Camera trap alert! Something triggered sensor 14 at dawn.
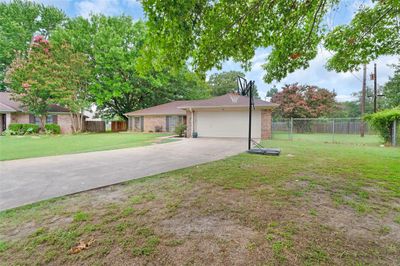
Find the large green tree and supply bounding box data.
[383,62,400,108]
[208,71,259,97]
[51,43,92,132]
[52,15,209,120]
[0,0,65,90]
[142,0,399,82]
[325,2,399,72]
[266,86,278,97]
[208,71,241,96]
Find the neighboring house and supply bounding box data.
[0,92,83,134]
[125,93,278,139]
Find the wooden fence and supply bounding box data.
[111,121,127,132]
[85,121,105,132]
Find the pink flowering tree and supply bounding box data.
[272,84,336,118]
[271,84,337,131]
[5,35,58,130]
[6,35,91,132]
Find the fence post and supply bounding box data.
[332,119,335,143]
[290,118,293,140]
[393,120,397,147]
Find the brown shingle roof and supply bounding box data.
[0,92,70,113]
[125,100,192,116]
[0,102,16,112]
[125,94,278,116]
[0,92,20,111]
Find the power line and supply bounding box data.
[323,46,363,82]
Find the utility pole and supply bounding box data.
[360,64,366,137]
[369,63,384,112]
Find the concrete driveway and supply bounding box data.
[0,138,246,211]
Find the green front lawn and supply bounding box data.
[0,132,171,161]
[0,138,399,264]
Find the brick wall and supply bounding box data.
[57,114,73,134]
[143,115,166,132]
[10,113,30,124]
[261,109,272,139]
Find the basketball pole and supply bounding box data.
[237,76,254,151]
[248,81,252,150]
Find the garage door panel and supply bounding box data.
[195,111,261,138]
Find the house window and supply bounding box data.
[34,116,40,125]
[46,115,54,124]
[34,115,54,125]
[166,115,184,132]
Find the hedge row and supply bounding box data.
[45,124,61,134]
[364,108,400,144]
[8,123,40,134]
[7,123,61,135]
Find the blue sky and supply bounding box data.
[14,0,399,101]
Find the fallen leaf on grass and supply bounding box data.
[69,238,95,254]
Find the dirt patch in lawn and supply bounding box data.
[160,214,257,265]
[303,188,400,238]
[161,213,256,241]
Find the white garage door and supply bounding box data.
[195,110,261,138]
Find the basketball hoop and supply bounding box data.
[229,91,240,103]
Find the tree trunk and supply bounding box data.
[77,113,82,133]
[70,112,77,133]
[40,115,46,132]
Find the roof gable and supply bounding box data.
[0,102,16,112]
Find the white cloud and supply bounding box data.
[210,46,397,101]
[251,49,269,72]
[336,95,357,102]
[266,49,397,100]
[75,0,122,18]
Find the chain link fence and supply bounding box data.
[271,117,386,145]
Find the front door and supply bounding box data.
[1,114,6,132]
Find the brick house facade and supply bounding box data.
[0,92,84,134]
[126,94,278,139]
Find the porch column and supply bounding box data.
[6,113,11,129]
[128,117,132,131]
[185,110,192,138]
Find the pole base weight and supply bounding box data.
[247,148,281,156]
